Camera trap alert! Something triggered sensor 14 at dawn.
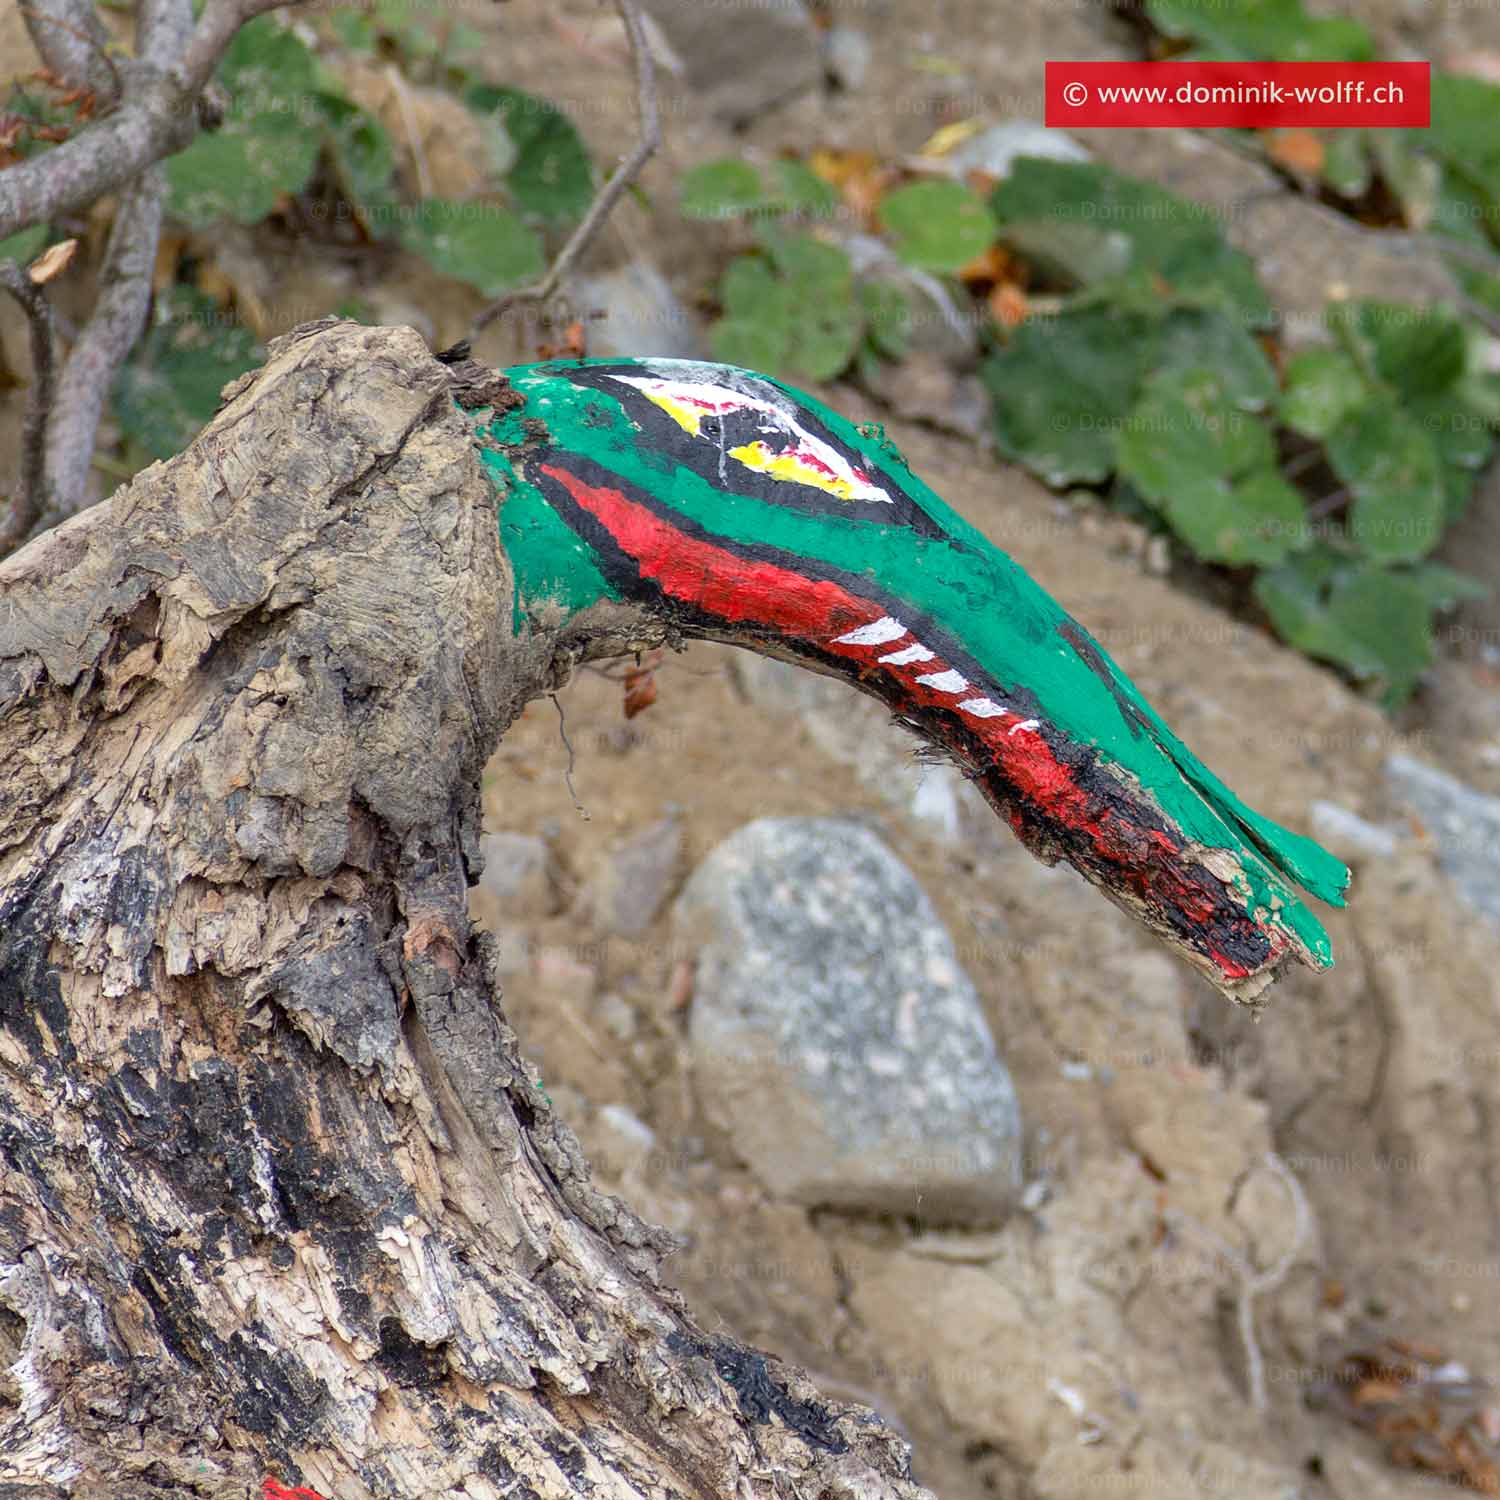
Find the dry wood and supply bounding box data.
[0,319,927,1500]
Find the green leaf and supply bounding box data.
[1118,366,1275,503]
[768,159,838,219]
[111,286,263,461]
[1325,396,1446,561]
[759,224,853,293]
[1254,552,1433,705]
[991,158,1273,327]
[859,280,910,361]
[1327,299,1467,398]
[710,318,791,375]
[398,199,545,295]
[1322,131,1373,199]
[711,236,862,384]
[1146,0,1374,60]
[679,160,765,220]
[1431,72,1500,212]
[1371,132,1442,232]
[165,17,323,227]
[981,304,1160,486]
[1324,565,1433,705]
[1397,560,1488,611]
[1153,306,1279,410]
[464,85,593,224]
[1279,346,1371,439]
[0,225,49,266]
[879,180,996,273]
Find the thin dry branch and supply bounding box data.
[1164,1151,1313,1412]
[43,167,164,520]
[19,0,120,102]
[0,258,57,552]
[0,260,58,552]
[471,0,661,336]
[0,0,296,244]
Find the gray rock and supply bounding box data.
[929,121,1091,180]
[478,832,553,918]
[676,817,1023,1222]
[843,234,981,366]
[1386,754,1500,925]
[822,25,872,91]
[635,0,821,126]
[1308,799,1401,864]
[567,262,707,360]
[590,815,683,935]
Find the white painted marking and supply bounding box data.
[880,643,936,665]
[915,669,969,693]
[1010,719,1041,735]
[957,697,1007,717]
[835,616,907,646]
[608,373,894,503]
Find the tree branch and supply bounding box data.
[42,165,164,521]
[0,0,296,244]
[19,0,119,103]
[137,0,195,72]
[471,0,661,336]
[0,260,58,553]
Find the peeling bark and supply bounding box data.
[0,321,927,1500]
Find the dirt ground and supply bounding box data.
[6,0,1500,1494]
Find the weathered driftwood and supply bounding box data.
[0,321,926,1500]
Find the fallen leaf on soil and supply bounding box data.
[1311,1335,1500,1493]
[1265,129,1326,177]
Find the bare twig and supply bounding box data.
[550,693,589,820]
[1164,1151,1313,1412]
[471,0,661,337]
[0,261,58,554]
[41,166,165,523]
[19,0,120,103]
[387,61,433,201]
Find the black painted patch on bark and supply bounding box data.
[667,1333,847,1453]
[0,867,77,1068]
[377,1315,448,1387]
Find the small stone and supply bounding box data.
[676,817,1023,1222]
[478,832,553,919]
[633,0,821,126]
[823,25,872,90]
[925,121,1092,180]
[1386,754,1500,926]
[591,816,682,935]
[843,234,980,366]
[1308,799,1401,863]
[593,1103,657,1177]
[566,263,706,360]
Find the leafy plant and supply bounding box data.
[681,156,1000,383]
[162,15,590,303]
[709,226,867,384]
[980,156,1492,706]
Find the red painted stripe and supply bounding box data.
[540,462,1264,978]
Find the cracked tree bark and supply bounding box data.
[0,320,927,1500]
